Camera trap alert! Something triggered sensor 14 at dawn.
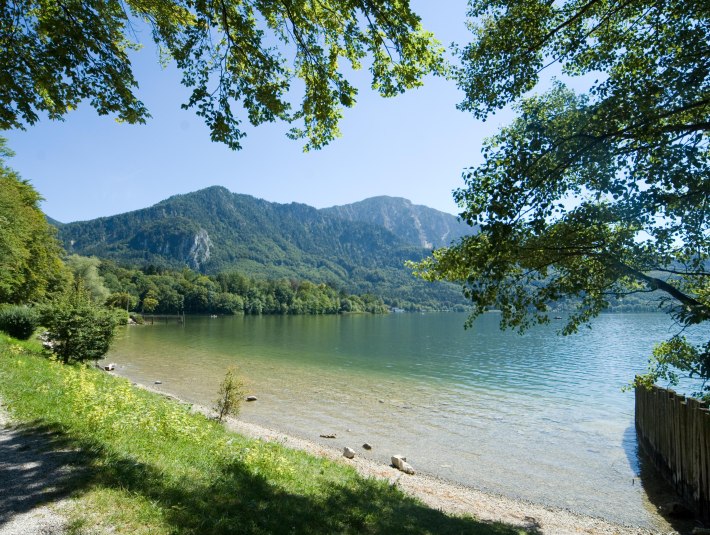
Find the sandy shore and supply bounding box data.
[134,382,672,535]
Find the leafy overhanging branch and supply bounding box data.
[0,0,447,150]
[415,0,709,396]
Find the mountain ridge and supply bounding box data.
[54,186,473,308]
[322,195,470,249]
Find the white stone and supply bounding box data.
[391,455,415,474]
[343,447,356,459]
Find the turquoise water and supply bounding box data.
[107,312,709,529]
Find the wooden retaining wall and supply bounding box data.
[635,385,710,522]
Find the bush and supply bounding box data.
[114,311,130,326]
[129,313,144,325]
[214,366,245,422]
[39,284,123,364]
[0,305,38,340]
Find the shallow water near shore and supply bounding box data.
[107,312,708,529]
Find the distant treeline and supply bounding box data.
[92,259,663,318]
[99,261,389,315]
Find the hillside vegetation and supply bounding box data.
[56,187,471,310]
[100,261,390,315]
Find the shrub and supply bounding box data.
[129,313,144,325]
[214,366,244,422]
[0,305,38,340]
[39,284,123,364]
[114,311,130,326]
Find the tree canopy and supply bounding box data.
[40,282,123,364]
[0,0,446,150]
[0,138,67,304]
[413,0,709,393]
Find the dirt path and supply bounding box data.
[0,407,81,535]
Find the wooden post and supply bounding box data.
[636,385,710,523]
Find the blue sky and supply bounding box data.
[5,1,516,223]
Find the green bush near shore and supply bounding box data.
[0,305,38,340]
[0,333,523,535]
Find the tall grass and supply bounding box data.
[0,333,523,534]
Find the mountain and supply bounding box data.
[55,186,470,309]
[46,215,64,227]
[322,196,471,249]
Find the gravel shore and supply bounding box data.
[152,382,676,535]
[218,414,665,535]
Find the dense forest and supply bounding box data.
[97,259,391,316]
[94,257,661,318]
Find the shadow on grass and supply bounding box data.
[156,456,520,535]
[1,420,526,535]
[0,421,89,526]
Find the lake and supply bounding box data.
[107,312,709,529]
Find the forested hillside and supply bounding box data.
[56,187,469,310]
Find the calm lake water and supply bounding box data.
[107,312,709,529]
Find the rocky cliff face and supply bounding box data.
[321,196,474,249]
[188,228,212,270]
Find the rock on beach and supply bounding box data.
[391,455,415,474]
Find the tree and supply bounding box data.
[214,365,244,422]
[141,292,159,315]
[64,255,111,304]
[0,138,67,304]
[413,1,709,394]
[40,283,123,364]
[1,0,445,151]
[106,291,137,311]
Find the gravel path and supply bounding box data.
[0,407,79,535]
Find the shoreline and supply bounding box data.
[134,380,664,535]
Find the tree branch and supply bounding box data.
[530,0,603,53]
[611,259,707,311]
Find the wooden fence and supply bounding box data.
[635,385,710,522]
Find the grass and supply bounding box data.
[0,333,526,534]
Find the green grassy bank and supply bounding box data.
[0,333,523,535]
